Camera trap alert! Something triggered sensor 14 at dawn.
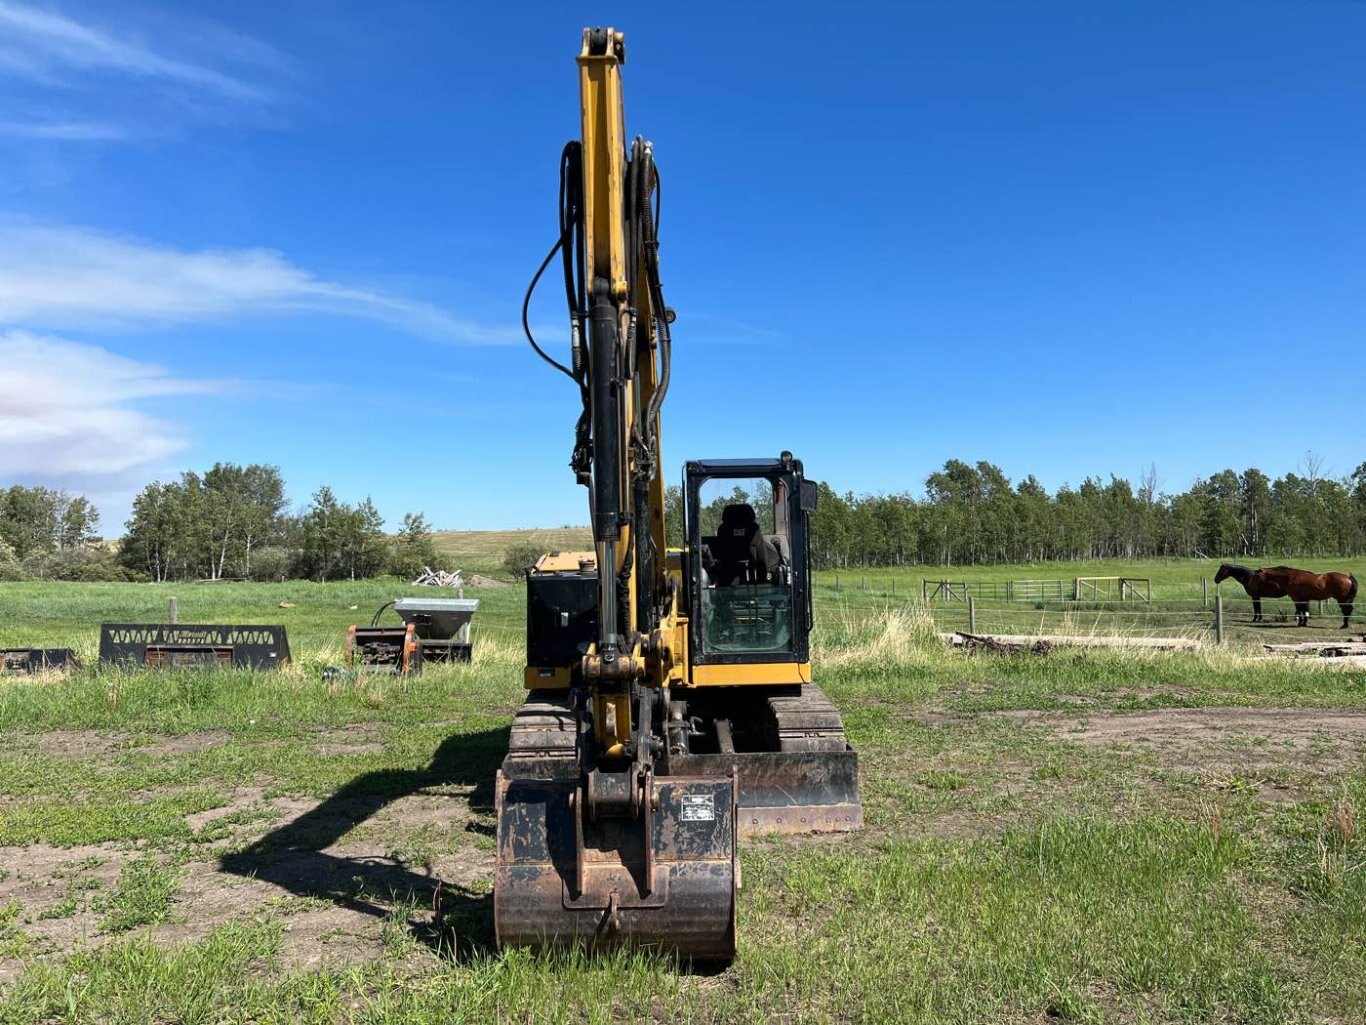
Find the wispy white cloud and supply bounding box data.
[0,330,221,478]
[0,1,269,102]
[683,312,786,348]
[0,222,520,345]
[0,118,126,140]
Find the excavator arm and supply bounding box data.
[494,28,860,961]
[570,27,678,759]
[495,27,736,959]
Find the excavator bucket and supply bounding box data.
[494,767,737,960]
[492,687,860,957]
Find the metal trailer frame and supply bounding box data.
[345,598,482,675]
[1,648,78,675]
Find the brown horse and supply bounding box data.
[1214,564,1358,628]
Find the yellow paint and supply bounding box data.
[689,662,812,687]
[594,691,633,753]
[577,28,628,301]
[524,666,572,690]
[532,551,595,574]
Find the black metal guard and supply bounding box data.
[98,624,290,670]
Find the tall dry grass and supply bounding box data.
[813,601,946,672]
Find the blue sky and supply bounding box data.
[1,1,1363,532]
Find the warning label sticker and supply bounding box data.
[680,794,715,822]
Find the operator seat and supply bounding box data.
[710,503,781,586]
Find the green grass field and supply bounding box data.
[816,556,1366,647]
[1,553,1364,1023]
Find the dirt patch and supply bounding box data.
[915,809,1002,840]
[16,730,119,758]
[276,906,387,971]
[464,574,508,588]
[0,841,125,974]
[0,781,495,981]
[0,843,122,905]
[136,731,231,757]
[912,687,1200,725]
[18,729,230,759]
[310,723,386,757]
[906,710,962,727]
[996,706,1366,771]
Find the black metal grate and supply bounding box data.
[98,624,290,670]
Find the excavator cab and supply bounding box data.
[689,457,815,661]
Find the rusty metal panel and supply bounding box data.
[145,645,233,669]
[347,626,418,674]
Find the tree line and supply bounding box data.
[7,456,1365,582]
[0,486,105,580]
[120,464,443,582]
[0,464,445,582]
[804,458,1366,568]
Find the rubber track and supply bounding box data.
[506,685,851,760]
[767,685,852,752]
[505,691,578,760]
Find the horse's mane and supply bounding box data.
[1219,563,1254,582]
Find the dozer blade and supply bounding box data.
[494,770,737,960]
[675,748,862,835]
[669,685,863,834]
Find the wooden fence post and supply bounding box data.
[1201,577,1208,608]
[169,597,178,625]
[1214,594,1224,646]
[968,596,977,634]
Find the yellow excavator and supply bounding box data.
[495,27,862,959]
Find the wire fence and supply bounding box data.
[464,585,1360,653]
[814,588,1362,644]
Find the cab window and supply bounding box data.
[696,476,794,655]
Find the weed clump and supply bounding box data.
[98,856,181,933]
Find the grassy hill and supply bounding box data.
[430,527,591,575]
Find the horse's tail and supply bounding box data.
[1349,574,1359,605]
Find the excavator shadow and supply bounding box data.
[219,725,509,962]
